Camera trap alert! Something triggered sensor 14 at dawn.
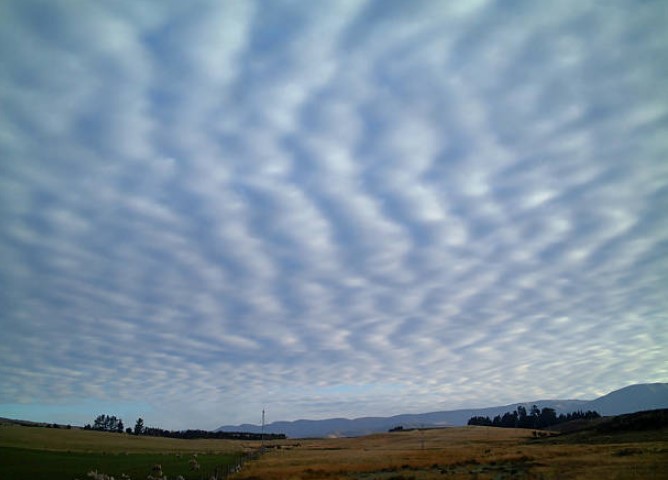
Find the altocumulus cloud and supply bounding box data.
[1,0,667,429]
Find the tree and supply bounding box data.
[93,414,106,431]
[500,411,516,428]
[517,405,531,428]
[89,414,124,432]
[467,416,492,426]
[134,418,144,435]
[468,407,600,430]
[539,408,557,428]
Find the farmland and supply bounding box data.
[0,424,247,480]
[236,426,668,480]
[1,415,667,480]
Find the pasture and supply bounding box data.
[1,422,666,479]
[0,424,246,480]
[235,426,668,480]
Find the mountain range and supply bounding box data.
[217,383,668,438]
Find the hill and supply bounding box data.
[542,408,668,445]
[217,383,668,438]
[587,383,668,415]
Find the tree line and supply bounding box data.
[138,425,286,440]
[83,414,125,433]
[84,415,285,440]
[467,405,600,429]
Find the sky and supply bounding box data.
[1,0,667,431]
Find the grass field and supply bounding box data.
[0,447,239,480]
[234,426,668,480]
[0,424,248,480]
[0,424,250,453]
[1,421,666,479]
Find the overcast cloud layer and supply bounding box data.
[1,0,667,430]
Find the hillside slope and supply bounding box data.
[217,383,668,438]
[588,383,668,415]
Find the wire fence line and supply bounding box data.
[215,447,265,479]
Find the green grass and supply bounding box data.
[0,424,251,480]
[0,446,239,480]
[0,425,248,453]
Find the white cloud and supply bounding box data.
[0,0,666,429]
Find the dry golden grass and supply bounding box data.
[233,427,668,480]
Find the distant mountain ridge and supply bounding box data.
[216,383,668,438]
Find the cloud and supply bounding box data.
[1,0,667,428]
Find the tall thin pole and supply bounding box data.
[261,409,265,449]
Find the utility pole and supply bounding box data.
[261,409,265,450]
